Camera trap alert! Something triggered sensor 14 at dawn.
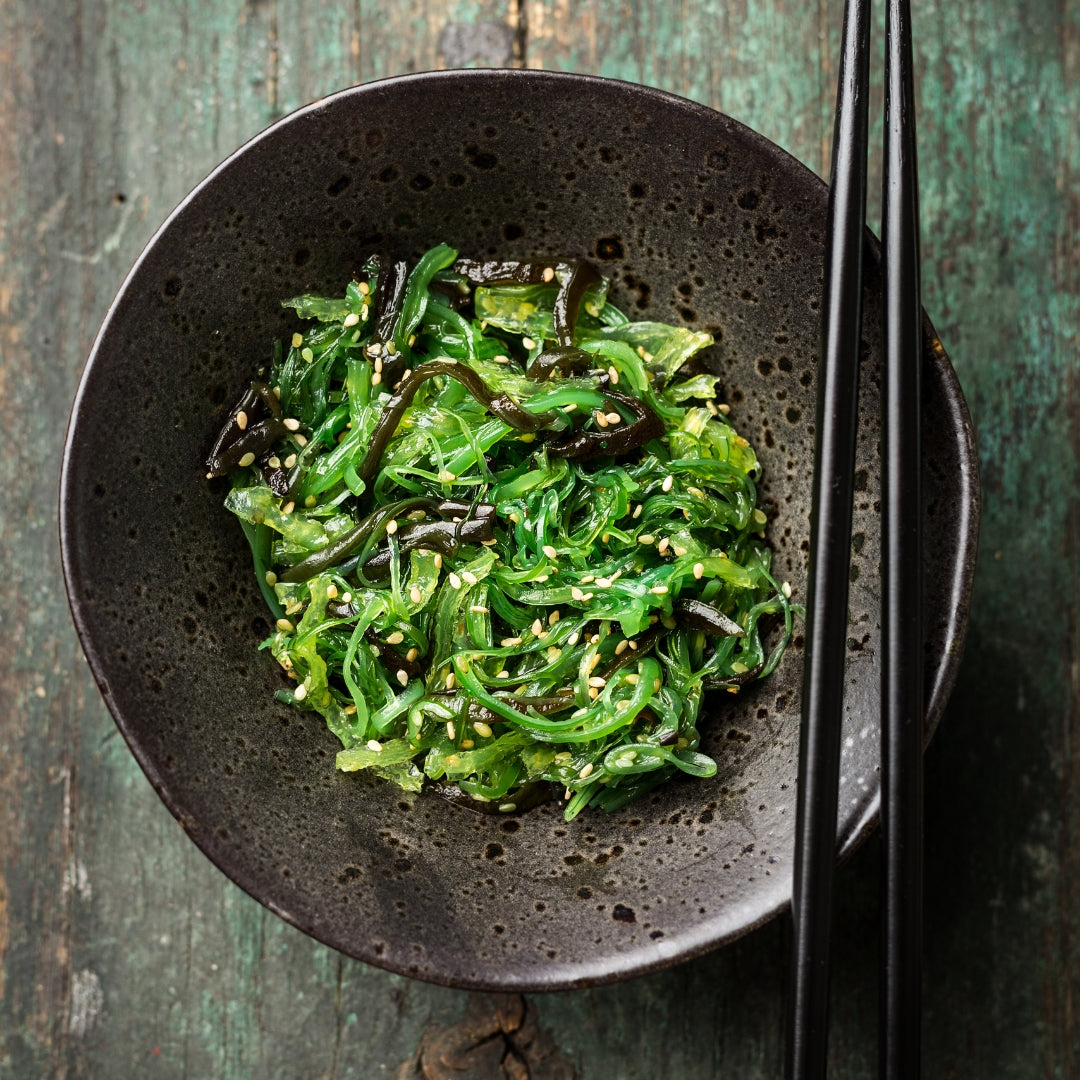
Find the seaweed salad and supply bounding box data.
[207,244,795,821]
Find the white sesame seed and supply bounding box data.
[410,586,423,604]
[673,544,688,557]
[608,365,620,384]
[589,652,602,670]
[462,570,478,586]
[567,631,580,646]
[628,640,638,650]
[693,562,705,579]
[406,647,419,662]
[386,631,405,645]
[632,503,643,519]
[542,544,558,559]
[326,583,338,598]
[615,639,629,656]
[605,411,621,425]
[396,669,409,687]
[662,474,674,492]
[588,677,606,688]
[548,610,560,625]
[449,572,462,590]
[522,337,536,350]
[358,281,370,295]
[237,452,256,467]
[235,410,249,431]
[624,673,640,685]
[291,333,303,348]
[657,537,670,555]
[782,580,793,598]
[496,669,510,679]
[446,720,456,738]
[469,604,489,614]
[283,454,297,468]
[571,587,587,601]
[638,534,655,545]
[438,470,456,483]
[498,803,517,813]
[578,763,594,779]
[365,740,383,753]
[595,410,609,428]
[706,400,720,416]
[562,402,577,413]
[531,618,544,636]
[341,592,353,604]
[281,500,295,515]
[718,402,732,415]
[276,617,294,633]
[343,311,360,328]
[385,518,398,535]
[293,683,308,701]
[542,266,555,282]
[283,417,301,432]
[500,637,523,648]
[371,371,383,386]
[473,721,493,738]
[294,433,308,447]
[267,456,281,468]
[494,353,510,364]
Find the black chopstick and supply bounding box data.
[784,0,871,1077]
[881,0,923,1075]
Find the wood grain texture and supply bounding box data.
[0,0,1078,1076]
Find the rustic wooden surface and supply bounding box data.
[1,1,1077,1076]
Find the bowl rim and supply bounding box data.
[59,67,980,991]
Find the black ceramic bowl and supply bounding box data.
[60,70,978,990]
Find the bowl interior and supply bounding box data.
[61,70,977,990]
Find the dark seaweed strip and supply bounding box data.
[453,258,557,285]
[280,496,438,582]
[552,260,601,346]
[374,258,408,343]
[207,417,289,476]
[673,599,745,636]
[526,345,598,382]
[360,517,497,580]
[357,361,550,487]
[546,388,664,460]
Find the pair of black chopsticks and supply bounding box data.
[785,0,923,1077]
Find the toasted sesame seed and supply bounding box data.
[410,586,423,604]
[283,417,301,432]
[616,699,630,711]
[283,453,297,468]
[782,580,793,598]
[615,639,629,656]
[638,533,655,545]
[496,669,510,679]
[693,562,705,579]
[578,763,594,779]
[446,720,456,738]
[237,452,256,467]
[657,537,670,555]
[294,433,308,447]
[628,640,638,650]
[494,353,511,364]
[293,683,308,701]
[386,631,405,645]
[673,544,688,557]
[406,647,419,662]
[461,739,475,749]
[360,307,369,321]
[373,356,383,374]
[501,636,523,648]
[624,673,640,685]
[605,411,621,425]
[343,311,360,328]
[654,677,662,691]
[281,500,295,515]
[589,652,602,670]
[437,470,456,483]
[595,410,609,428]
[542,266,555,282]
[548,610,561,625]
[267,456,281,468]
[588,676,606,688]
[522,336,536,350]
[343,704,357,715]
[396,669,409,687]
[601,531,611,543]
[367,739,383,752]
[588,687,599,699]
[567,631,580,646]
[473,721,493,738]
[562,402,577,413]
[385,518,398,536]
[462,570,478,586]
[706,400,720,416]
[235,410,250,432]
[542,544,558,560]
[608,365,620,384]
[632,503,643,519]
[291,332,304,348]
[531,618,543,636]
[662,474,674,492]
[448,572,462,590]
[341,592,353,604]
[433,553,443,569]
[371,371,382,386]
[326,583,338,598]
[358,281,370,295]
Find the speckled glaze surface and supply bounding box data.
[60,70,978,991]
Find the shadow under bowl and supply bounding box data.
[60,70,978,991]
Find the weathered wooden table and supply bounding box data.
[2,2,1076,1076]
